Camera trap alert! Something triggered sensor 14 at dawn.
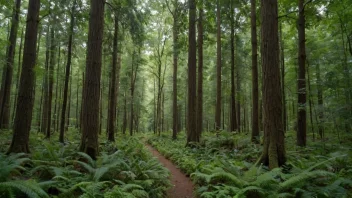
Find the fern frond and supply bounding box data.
[77,152,96,168]
[280,170,335,191]
[209,171,247,188]
[121,184,144,192]
[0,180,49,198]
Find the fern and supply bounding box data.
[0,180,49,198]
[279,170,335,191]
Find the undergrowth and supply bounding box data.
[0,129,170,198]
[147,131,352,198]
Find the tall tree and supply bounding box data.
[0,0,22,129]
[257,0,286,169]
[251,0,259,142]
[197,0,203,138]
[316,63,324,139]
[166,0,181,140]
[297,0,307,146]
[186,0,198,144]
[40,24,51,133]
[12,28,24,124]
[8,0,40,153]
[215,0,222,131]
[107,14,119,142]
[60,0,76,143]
[79,0,105,159]
[45,12,57,139]
[229,0,237,132]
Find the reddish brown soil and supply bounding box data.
[145,144,195,198]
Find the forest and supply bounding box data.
[0,0,352,197]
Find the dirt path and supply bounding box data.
[145,144,195,198]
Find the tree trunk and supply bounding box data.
[280,24,287,132]
[257,0,286,169]
[8,0,40,154]
[197,2,203,139]
[41,25,51,133]
[0,0,22,129]
[79,0,105,160]
[46,19,56,139]
[215,0,222,131]
[306,63,315,140]
[107,15,118,142]
[123,91,127,135]
[316,63,324,139]
[230,0,237,132]
[172,2,179,140]
[186,0,198,144]
[60,0,76,143]
[251,0,259,142]
[297,0,307,146]
[12,27,24,125]
[53,45,60,132]
[76,70,80,129]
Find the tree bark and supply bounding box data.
[297,0,307,146]
[230,0,237,132]
[12,27,24,125]
[45,18,56,139]
[251,0,259,142]
[172,0,179,140]
[107,15,118,142]
[60,0,76,143]
[41,25,51,133]
[280,24,287,132]
[197,2,203,139]
[8,0,40,154]
[79,0,105,160]
[0,0,22,129]
[186,0,198,144]
[215,0,222,131]
[257,0,286,169]
[316,63,324,139]
[53,45,60,132]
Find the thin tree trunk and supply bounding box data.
[297,0,307,146]
[123,91,127,135]
[46,19,56,139]
[107,14,118,142]
[251,0,259,142]
[306,63,315,140]
[53,45,60,132]
[12,27,24,125]
[8,0,40,154]
[0,0,22,129]
[186,0,198,144]
[197,2,203,138]
[230,0,237,132]
[316,63,324,139]
[215,0,222,131]
[280,24,287,132]
[60,0,76,143]
[41,25,51,133]
[172,0,179,140]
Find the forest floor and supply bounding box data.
[145,144,195,198]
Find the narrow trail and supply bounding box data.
[145,144,195,198]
